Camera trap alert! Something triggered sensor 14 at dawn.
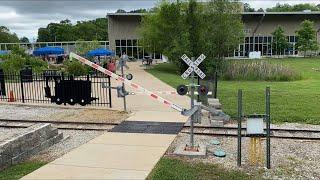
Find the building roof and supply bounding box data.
[107,11,320,17]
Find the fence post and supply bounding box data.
[266,87,271,169]
[19,71,25,103]
[108,76,112,108]
[237,89,243,167]
[214,71,218,99]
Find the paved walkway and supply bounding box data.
[23,61,190,179]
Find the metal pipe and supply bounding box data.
[121,62,127,112]
[237,89,243,167]
[266,87,271,169]
[190,57,195,148]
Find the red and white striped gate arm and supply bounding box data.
[69,52,185,112]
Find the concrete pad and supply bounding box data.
[89,132,176,147]
[173,143,207,157]
[22,164,148,180]
[127,111,187,123]
[51,143,167,171]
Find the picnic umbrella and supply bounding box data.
[86,48,114,57]
[33,46,64,56]
[0,50,9,55]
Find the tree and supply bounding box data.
[19,37,30,43]
[271,26,289,56]
[266,3,320,12]
[37,28,50,42]
[295,20,319,57]
[257,8,264,12]
[129,9,148,13]
[0,26,19,43]
[243,3,255,12]
[37,18,108,42]
[139,0,244,75]
[204,0,244,73]
[116,9,126,13]
[75,40,101,56]
[139,1,189,70]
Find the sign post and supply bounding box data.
[180,54,206,149]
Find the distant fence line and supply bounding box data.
[0,41,110,55]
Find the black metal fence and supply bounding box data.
[0,70,112,107]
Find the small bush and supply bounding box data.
[221,60,302,81]
[63,60,89,76]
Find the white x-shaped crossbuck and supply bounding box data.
[181,54,206,80]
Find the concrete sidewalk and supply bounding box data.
[23,62,190,179]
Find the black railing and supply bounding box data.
[0,70,112,107]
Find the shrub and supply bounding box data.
[63,60,89,76]
[0,53,47,73]
[221,60,302,81]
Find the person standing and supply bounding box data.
[118,52,129,70]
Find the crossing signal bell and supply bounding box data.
[177,85,188,96]
[126,73,133,80]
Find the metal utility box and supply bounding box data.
[246,115,265,135]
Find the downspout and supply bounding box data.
[252,13,266,52]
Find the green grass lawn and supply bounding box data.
[0,161,46,180]
[147,58,320,124]
[148,157,256,180]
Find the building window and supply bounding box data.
[114,39,162,60]
[234,35,298,57]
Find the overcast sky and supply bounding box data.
[0,0,319,41]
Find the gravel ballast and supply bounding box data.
[0,104,128,123]
[169,133,320,179]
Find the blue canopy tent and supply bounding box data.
[0,50,9,55]
[33,46,64,56]
[86,48,114,57]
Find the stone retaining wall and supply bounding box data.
[0,123,63,169]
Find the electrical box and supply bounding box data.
[246,117,264,135]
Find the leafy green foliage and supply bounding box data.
[0,161,46,180]
[139,1,190,71]
[204,0,244,73]
[266,3,320,12]
[243,3,255,12]
[139,0,244,76]
[272,26,289,56]
[148,157,255,180]
[37,18,108,42]
[19,37,29,43]
[221,60,301,81]
[0,26,19,44]
[295,20,319,56]
[0,47,47,73]
[75,40,101,56]
[63,60,90,76]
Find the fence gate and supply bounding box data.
[0,70,112,107]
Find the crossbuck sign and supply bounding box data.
[181,54,206,79]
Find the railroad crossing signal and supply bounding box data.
[181,54,206,80]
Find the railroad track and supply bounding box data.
[1,119,320,140]
[0,118,118,131]
[183,126,320,141]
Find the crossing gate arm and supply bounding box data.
[69,53,185,112]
